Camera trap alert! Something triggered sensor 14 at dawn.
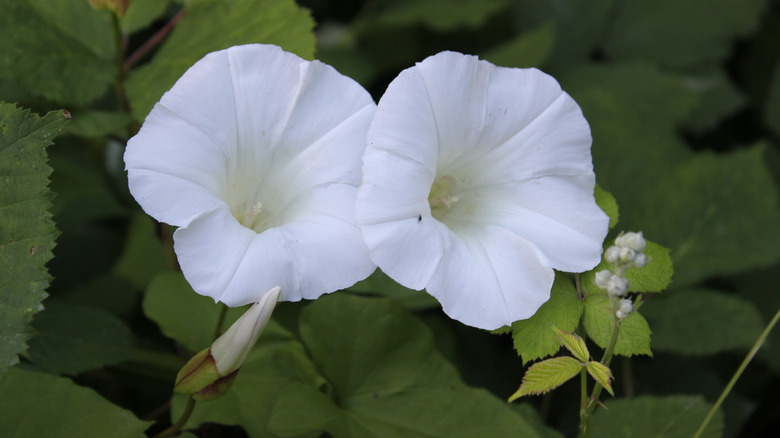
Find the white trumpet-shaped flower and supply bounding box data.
[356,51,609,330]
[125,44,376,305]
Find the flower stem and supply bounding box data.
[152,304,228,437]
[211,305,229,341]
[580,366,588,413]
[152,396,195,438]
[692,304,780,438]
[125,8,186,69]
[110,12,131,115]
[580,295,621,437]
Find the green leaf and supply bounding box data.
[582,290,652,357]
[767,65,780,137]
[508,356,582,401]
[683,70,746,133]
[121,0,172,34]
[126,0,315,121]
[602,0,764,69]
[26,301,132,375]
[513,0,615,68]
[583,238,673,295]
[347,268,438,309]
[482,21,554,68]
[268,294,546,437]
[113,212,168,290]
[143,271,244,351]
[625,240,673,292]
[560,63,698,205]
[511,273,584,364]
[590,395,723,438]
[0,103,67,373]
[0,367,151,437]
[626,144,780,286]
[511,404,565,438]
[641,289,765,356]
[375,0,510,32]
[0,0,114,105]
[552,326,589,362]
[594,184,619,229]
[585,361,614,396]
[64,110,133,139]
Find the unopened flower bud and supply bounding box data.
[604,246,621,265]
[174,286,281,401]
[606,275,629,297]
[615,231,646,253]
[594,270,613,289]
[618,247,637,264]
[632,253,647,268]
[616,298,634,320]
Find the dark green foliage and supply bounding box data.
[1,0,779,436]
[0,103,67,372]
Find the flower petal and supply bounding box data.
[175,206,375,306]
[427,226,554,330]
[446,174,607,272]
[357,146,435,226]
[359,217,449,291]
[413,51,491,171]
[125,48,238,226]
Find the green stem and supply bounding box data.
[581,295,622,437]
[211,305,229,341]
[692,305,780,438]
[151,303,228,437]
[152,396,195,438]
[580,367,588,413]
[110,13,131,115]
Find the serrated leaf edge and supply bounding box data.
[552,325,590,362]
[508,356,583,402]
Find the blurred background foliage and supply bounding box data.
[2,0,780,437]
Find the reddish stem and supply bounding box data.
[125,8,186,69]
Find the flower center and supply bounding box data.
[428,175,460,221]
[234,200,271,232]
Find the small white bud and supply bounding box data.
[604,246,621,265]
[615,231,646,253]
[618,247,637,264]
[594,270,613,289]
[606,275,629,297]
[632,253,647,268]
[616,298,634,319]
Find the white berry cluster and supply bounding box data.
[594,232,648,320]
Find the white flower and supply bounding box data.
[125,44,376,306]
[356,51,609,330]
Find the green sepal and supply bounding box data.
[586,361,614,396]
[552,326,590,362]
[508,356,582,401]
[192,370,239,402]
[174,347,240,401]
[174,348,220,394]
